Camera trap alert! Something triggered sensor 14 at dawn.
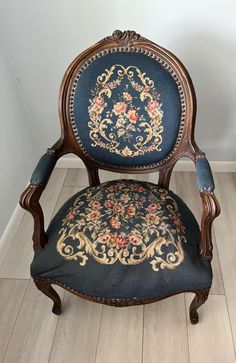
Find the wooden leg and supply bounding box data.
[189,288,210,324]
[34,278,62,315]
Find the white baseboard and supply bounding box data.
[56,156,236,172]
[0,204,25,267]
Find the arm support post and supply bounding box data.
[199,191,220,259]
[20,184,48,250]
[19,149,57,250]
[195,155,220,259]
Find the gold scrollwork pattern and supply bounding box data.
[88,65,164,157]
[56,180,186,272]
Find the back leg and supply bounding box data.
[34,278,62,315]
[189,288,210,324]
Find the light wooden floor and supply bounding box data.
[0,169,236,363]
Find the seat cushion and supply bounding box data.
[31,179,212,300]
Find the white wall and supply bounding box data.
[0,0,235,236]
[0,0,235,160]
[0,42,37,236]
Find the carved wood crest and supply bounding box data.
[100,30,145,47]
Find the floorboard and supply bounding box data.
[143,294,189,363]
[0,279,28,361]
[3,280,65,363]
[186,293,235,363]
[213,173,236,352]
[49,293,102,363]
[95,305,143,363]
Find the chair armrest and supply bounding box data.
[30,150,56,185]
[20,148,58,250]
[194,155,220,260]
[195,155,215,192]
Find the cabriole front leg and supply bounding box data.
[34,278,62,315]
[189,288,210,324]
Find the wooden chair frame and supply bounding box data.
[20,30,220,324]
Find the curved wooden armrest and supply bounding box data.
[191,151,220,259]
[19,141,64,250]
[20,183,48,250]
[199,190,220,260]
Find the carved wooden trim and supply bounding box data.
[20,184,48,250]
[189,288,209,324]
[199,191,220,259]
[33,277,210,323]
[100,30,144,46]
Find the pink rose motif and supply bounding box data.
[130,184,145,192]
[99,232,112,244]
[113,235,127,249]
[113,101,127,115]
[65,210,77,222]
[108,82,116,89]
[89,200,100,210]
[93,96,105,108]
[126,205,136,217]
[128,232,142,245]
[147,100,159,111]
[148,203,161,213]
[127,109,139,123]
[113,204,125,214]
[135,85,143,92]
[110,218,121,229]
[108,184,121,192]
[104,200,113,208]
[87,210,100,221]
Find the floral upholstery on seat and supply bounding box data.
[56,180,186,272]
[31,180,212,300]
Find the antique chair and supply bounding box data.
[20,30,220,324]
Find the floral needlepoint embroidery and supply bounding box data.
[88,65,164,157]
[56,180,186,271]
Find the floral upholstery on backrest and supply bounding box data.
[70,50,184,168]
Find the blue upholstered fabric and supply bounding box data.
[195,157,215,192]
[72,52,181,167]
[30,152,56,185]
[31,180,212,300]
